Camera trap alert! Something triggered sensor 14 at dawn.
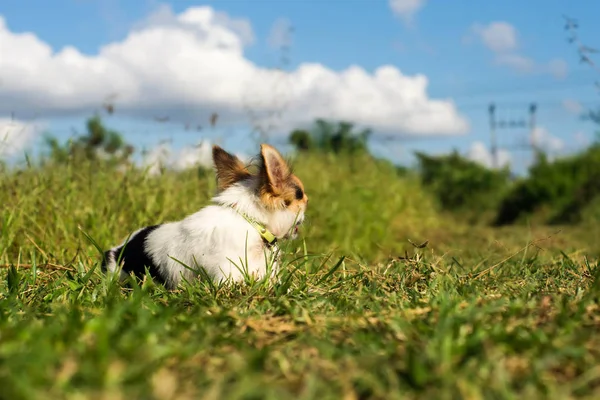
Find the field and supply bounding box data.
[1,153,600,399]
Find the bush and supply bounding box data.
[415,150,511,220]
[494,144,600,225]
[43,115,134,165]
[289,119,371,155]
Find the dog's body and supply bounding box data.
[101,144,308,289]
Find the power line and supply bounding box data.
[489,102,539,169]
[457,99,599,111]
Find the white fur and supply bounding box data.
[104,178,305,289]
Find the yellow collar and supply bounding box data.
[234,208,277,247]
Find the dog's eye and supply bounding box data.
[294,187,304,200]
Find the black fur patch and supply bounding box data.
[294,185,304,200]
[102,225,166,285]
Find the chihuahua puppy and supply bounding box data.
[101,144,308,289]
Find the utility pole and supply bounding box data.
[487,103,536,170]
[489,103,498,169]
[529,102,538,152]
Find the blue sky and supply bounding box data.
[0,0,599,172]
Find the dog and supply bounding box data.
[101,143,308,289]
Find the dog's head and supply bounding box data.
[212,144,308,240]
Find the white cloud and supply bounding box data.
[573,131,589,147]
[467,141,511,169]
[0,118,43,158]
[142,140,212,176]
[0,6,468,138]
[530,126,564,152]
[471,22,518,53]
[468,21,568,79]
[547,59,568,79]
[495,53,535,73]
[389,0,427,24]
[268,18,293,50]
[131,4,255,46]
[141,139,247,176]
[467,128,565,169]
[141,142,171,176]
[562,99,584,115]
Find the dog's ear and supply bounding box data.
[212,145,251,191]
[258,144,291,194]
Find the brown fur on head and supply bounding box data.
[257,144,308,212]
[212,145,252,192]
[212,144,308,212]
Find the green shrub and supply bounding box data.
[414,150,511,220]
[289,119,371,155]
[494,144,600,225]
[43,115,133,165]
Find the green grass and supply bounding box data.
[1,154,600,399]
